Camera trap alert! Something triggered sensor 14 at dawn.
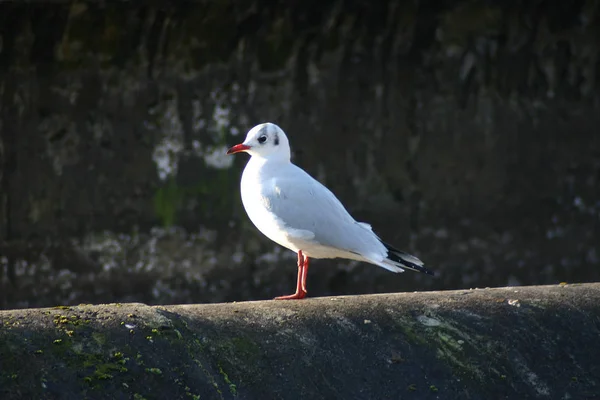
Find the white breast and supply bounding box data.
[240,159,308,253]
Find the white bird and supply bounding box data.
[227,122,433,300]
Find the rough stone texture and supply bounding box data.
[1,283,599,399]
[1,1,600,308]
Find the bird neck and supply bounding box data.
[250,152,291,166]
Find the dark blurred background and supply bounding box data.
[0,1,599,309]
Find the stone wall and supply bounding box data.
[1,1,599,308]
[1,283,599,399]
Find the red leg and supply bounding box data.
[300,254,309,292]
[274,250,308,300]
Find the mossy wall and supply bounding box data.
[1,1,599,308]
[1,283,599,399]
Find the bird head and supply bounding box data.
[226,123,290,161]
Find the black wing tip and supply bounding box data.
[382,241,435,276]
[401,257,435,276]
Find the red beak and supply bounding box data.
[226,143,251,155]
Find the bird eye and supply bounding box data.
[257,135,267,144]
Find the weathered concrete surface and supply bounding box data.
[1,283,599,399]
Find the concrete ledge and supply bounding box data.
[1,283,599,399]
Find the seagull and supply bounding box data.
[227,122,434,300]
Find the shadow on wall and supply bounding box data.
[0,1,599,308]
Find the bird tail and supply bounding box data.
[381,241,434,276]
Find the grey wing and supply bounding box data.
[265,166,370,251]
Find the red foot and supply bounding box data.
[274,290,307,300]
[274,250,310,300]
